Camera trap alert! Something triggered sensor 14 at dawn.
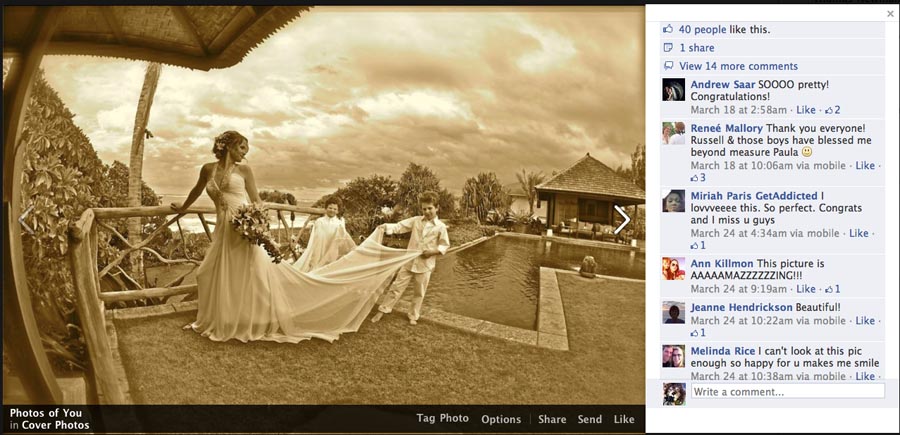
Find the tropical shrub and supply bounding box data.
[313,175,398,238]
[11,67,170,371]
[395,162,456,219]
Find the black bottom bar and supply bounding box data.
[3,405,644,434]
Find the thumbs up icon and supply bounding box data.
[663,24,674,33]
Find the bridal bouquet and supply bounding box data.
[231,203,284,264]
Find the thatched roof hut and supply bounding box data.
[537,153,644,237]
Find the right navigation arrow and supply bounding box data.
[614,205,630,235]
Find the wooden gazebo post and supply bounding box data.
[2,6,64,404]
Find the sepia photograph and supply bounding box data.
[3,5,646,408]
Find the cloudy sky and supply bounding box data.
[40,6,644,203]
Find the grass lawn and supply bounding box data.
[114,271,644,405]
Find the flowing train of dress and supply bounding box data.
[292,215,356,273]
[189,166,420,343]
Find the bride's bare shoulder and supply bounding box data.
[195,162,216,179]
[235,164,255,176]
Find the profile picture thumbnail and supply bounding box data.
[662,257,686,281]
[662,121,686,144]
[662,301,686,324]
[662,189,685,213]
[663,344,685,368]
[663,382,686,406]
[662,78,685,101]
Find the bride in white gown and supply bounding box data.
[171,131,421,343]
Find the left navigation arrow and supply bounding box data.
[18,205,35,235]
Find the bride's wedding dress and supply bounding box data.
[188,165,420,343]
[292,215,356,273]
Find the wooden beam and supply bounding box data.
[98,212,190,278]
[549,194,556,230]
[170,6,209,56]
[208,6,253,54]
[112,265,143,290]
[277,211,298,261]
[99,284,197,304]
[535,188,644,204]
[176,219,190,260]
[198,213,212,241]
[210,6,276,56]
[94,205,213,218]
[98,8,124,45]
[2,6,64,405]
[44,41,229,71]
[92,203,325,219]
[250,6,273,16]
[68,214,127,404]
[96,221,200,268]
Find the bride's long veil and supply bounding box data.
[267,227,421,342]
[292,218,357,273]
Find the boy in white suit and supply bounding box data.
[371,191,450,325]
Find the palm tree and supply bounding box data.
[127,62,162,283]
[461,172,510,223]
[515,169,545,215]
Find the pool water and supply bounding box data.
[408,236,645,330]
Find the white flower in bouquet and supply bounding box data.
[231,203,284,264]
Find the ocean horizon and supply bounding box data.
[157,194,312,234]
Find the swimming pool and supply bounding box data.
[416,235,645,330]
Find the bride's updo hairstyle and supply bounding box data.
[212,130,248,160]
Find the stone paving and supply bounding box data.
[383,299,544,348]
[446,234,493,254]
[537,267,569,351]
[555,268,646,283]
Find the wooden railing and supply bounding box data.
[67,203,323,403]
